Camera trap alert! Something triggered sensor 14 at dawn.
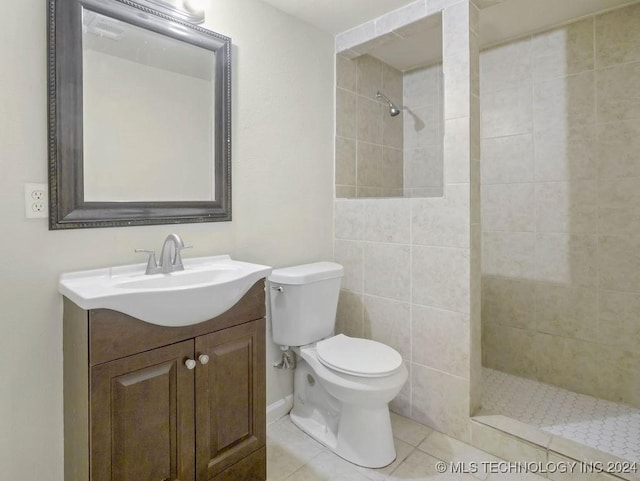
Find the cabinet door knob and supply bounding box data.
[185,359,197,370]
[198,354,210,365]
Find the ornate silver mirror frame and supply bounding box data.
[48,0,232,229]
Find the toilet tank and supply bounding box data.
[268,262,343,347]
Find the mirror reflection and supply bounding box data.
[82,8,216,202]
[335,12,443,199]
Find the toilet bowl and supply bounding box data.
[268,262,408,468]
[290,336,408,468]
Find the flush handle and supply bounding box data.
[184,359,197,370]
[198,354,210,365]
[271,286,284,292]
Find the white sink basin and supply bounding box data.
[59,255,272,326]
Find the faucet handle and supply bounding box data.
[135,249,159,274]
[173,245,192,271]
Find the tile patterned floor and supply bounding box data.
[480,368,640,462]
[267,413,546,481]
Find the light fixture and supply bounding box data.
[135,0,206,24]
[183,0,208,14]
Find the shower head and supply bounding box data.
[376,91,401,117]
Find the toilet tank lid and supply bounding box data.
[269,262,343,285]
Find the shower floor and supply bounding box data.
[480,367,640,462]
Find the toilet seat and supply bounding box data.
[316,334,403,378]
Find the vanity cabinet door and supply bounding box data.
[90,340,196,481]
[195,319,266,481]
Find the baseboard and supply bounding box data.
[267,394,293,424]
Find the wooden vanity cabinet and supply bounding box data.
[63,281,266,481]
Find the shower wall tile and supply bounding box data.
[390,361,412,417]
[533,71,595,131]
[375,0,427,35]
[481,84,532,138]
[357,186,383,198]
[364,242,411,302]
[483,324,537,378]
[481,134,533,185]
[334,239,363,292]
[336,0,479,436]
[406,186,444,198]
[532,18,594,82]
[534,283,598,342]
[444,53,471,120]
[336,50,404,197]
[357,141,383,187]
[411,364,471,442]
[535,181,597,234]
[383,147,404,188]
[335,21,375,53]
[411,184,470,248]
[404,66,440,108]
[383,107,403,149]
[334,199,363,240]
[559,339,601,396]
[383,64,403,110]
[404,104,441,148]
[534,233,597,287]
[599,290,640,354]
[412,245,470,313]
[336,54,357,91]
[363,295,411,360]
[598,177,640,236]
[598,235,640,293]
[480,6,640,405]
[470,34,480,98]
[596,120,640,180]
[427,0,448,15]
[335,137,356,186]
[357,96,383,144]
[534,124,596,181]
[482,231,535,279]
[482,275,535,330]
[595,2,640,68]
[412,305,470,378]
[335,185,356,198]
[336,290,364,337]
[533,333,566,387]
[482,183,535,232]
[443,1,471,60]
[356,55,383,100]
[336,88,356,139]
[481,37,532,94]
[596,61,640,124]
[363,198,411,243]
[443,117,470,183]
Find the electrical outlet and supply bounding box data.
[24,183,48,219]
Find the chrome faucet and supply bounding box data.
[136,234,192,274]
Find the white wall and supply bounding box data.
[0,0,334,478]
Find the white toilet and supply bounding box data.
[268,262,408,468]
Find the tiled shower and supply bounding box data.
[480,3,640,409]
[334,0,640,469]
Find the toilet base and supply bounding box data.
[290,358,397,469]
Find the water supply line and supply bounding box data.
[273,345,296,369]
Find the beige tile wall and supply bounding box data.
[403,64,445,197]
[481,3,640,408]
[334,0,481,443]
[336,54,404,198]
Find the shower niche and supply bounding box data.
[335,13,443,199]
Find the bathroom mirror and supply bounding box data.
[48,0,231,229]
